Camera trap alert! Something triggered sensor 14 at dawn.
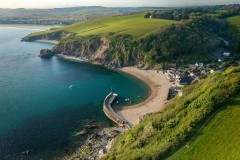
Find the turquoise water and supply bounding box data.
[0,27,150,159]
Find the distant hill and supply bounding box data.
[1,4,239,18]
[0,6,163,17]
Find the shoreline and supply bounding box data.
[0,24,62,31]
[57,54,102,65]
[35,39,59,45]
[56,54,173,126]
[57,54,88,62]
[46,54,174,158]
[116,67,174,126]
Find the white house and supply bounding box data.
[223,52,230,57]
[195,63,204,67]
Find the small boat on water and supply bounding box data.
[125,98,130,101]
[69,85,73,89]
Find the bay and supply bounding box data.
[0,27,149,159]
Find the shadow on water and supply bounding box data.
[52,58,119,82]
[0,102,112,160]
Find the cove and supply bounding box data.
[0,27,150,159]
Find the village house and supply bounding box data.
[195,62,204,67]
[165,70,175,82]
[176,77,194,86]
[223,52,230,57]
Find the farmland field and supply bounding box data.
[30,13,177,38]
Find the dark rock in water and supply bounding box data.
[39,49,54,58]
[85,120,100,129]
[86,119,97,125]
[21,150,30,155]
[75,130,88,136]
[85,124,100,129]
[89,133,100,140]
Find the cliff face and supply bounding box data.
[39,49,54,58]
[52,36,112,65]
[51,35,147,68]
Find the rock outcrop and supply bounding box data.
[21,30,73,42]
[52,36,111,64]
[24,32,148,68]
[39,49,54,58]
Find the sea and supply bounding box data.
[0,27,150,159]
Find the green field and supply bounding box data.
[168,95,240,160]
[62,13,177,37]
[226,15,240,30]
[30,13,177,38]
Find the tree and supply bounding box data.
[144,12,151,18]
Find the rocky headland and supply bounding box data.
[39,49,54,58]
[21,31,155,69]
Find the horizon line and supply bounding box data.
[0,3,238,10]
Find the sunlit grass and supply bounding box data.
[168,95,240,160]
[28,13,178,38]
[226,15,240,31]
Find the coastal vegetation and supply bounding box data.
[103,66,240,159]
[168,94,240,160]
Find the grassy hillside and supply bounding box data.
[28,13,177,38]
[168,95,240,160]
[62,13,177,37]
[227,15,240,31]
[103,67,240,160]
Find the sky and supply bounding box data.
[0,0,239,8]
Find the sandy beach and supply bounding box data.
[56,54,173,126]
[0,24,61,30]
[36,39,59,44]
[57,54,103,65]
[115,67,174,126]
[57,54,88,62]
